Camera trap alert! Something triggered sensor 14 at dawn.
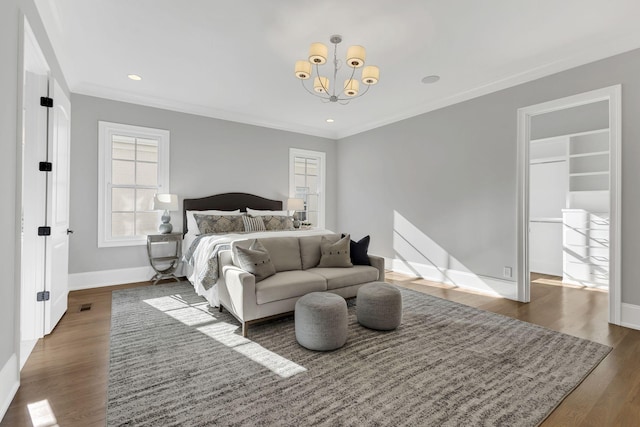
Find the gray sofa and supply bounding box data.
[217,234,384,336]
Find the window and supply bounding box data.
[289,148,326,229]
[98,122,170,247]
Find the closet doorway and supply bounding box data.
[516,86,621,325]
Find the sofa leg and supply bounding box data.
[242,322,248,338]
[218,305,223,313]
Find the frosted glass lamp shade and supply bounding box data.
[314,76,329,93]
[346,45,366,68]
[295,60,312,79]
[286,198,305,211]
[362,65,379,85]
[344,79,359,96]
[152,193,178,211]
[309,43,328,65]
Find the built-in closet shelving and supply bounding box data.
[529,128,610,287]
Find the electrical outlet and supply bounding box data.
[503,266,512,278]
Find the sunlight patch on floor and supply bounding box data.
[143,295,307,378]
[27,399,59,427]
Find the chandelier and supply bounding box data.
[294,35,379,104]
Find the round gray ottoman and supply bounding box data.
[357,282,402,330]
[295,292,348,351]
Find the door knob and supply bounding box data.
[67,229,74,235]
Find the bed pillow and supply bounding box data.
[243,215,266,232]
[194,214,245,234]
[318,234,353,268]
[186,209,240,235]
[233,240,276,282]
[246,207,290,217]
[261,215,295,231]
[342,234,371,266]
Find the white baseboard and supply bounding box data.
[68,266,155,291]
[621,303,640,330]
[0,353,19,421]
[385,257,517,300]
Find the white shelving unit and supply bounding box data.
[564,129,610,288]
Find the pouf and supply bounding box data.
[357,282,402,330]
[295,292,348,351]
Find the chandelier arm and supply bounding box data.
[300,79,330,100]
[332,42,339,97]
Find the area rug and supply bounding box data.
[107,282,611,426]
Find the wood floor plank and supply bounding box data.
[1,275,638,426]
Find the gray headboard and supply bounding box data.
[182,192,283,235]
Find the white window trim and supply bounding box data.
[289,148,326,229]
[98,121,170,247]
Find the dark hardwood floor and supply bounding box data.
[2,274,638,426]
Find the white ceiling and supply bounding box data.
[35,0,640,139]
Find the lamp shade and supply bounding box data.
[308,43,328,65]
[153,193,178,211]
[346,45,366,68]
[362,65,379,85]
[286,198,305,211]
[294,60,311,79]
[344,79,359,96]
[314,76,329,93]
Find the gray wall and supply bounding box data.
[337,47,640,305]
[530,100,609,140]
[1,0,69,397]
[69,95,337,274]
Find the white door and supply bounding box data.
[20,70,49,364]
[44,79,71,334]
[20,18,51,367]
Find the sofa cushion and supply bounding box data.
[307,266,379,290]
[258,237,302,272]
[233,240,275,282]
[256,271,327,304]
[299,234,340,269]
[318,234,353,268]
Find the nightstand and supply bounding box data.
[146,233,182,285]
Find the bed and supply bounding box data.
[181,192,331,307]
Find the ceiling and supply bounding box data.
[34,0,640,139]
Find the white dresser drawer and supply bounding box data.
[563,227,609,247]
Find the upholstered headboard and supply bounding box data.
[182,192,283,235]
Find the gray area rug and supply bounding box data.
[107,282,611,426]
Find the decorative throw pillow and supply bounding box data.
[342,234,371,266]
[233,240,276,282]
[318,234,353,268]
[194,214,245,234]
[261,215,295,231]
[243,215,266,232]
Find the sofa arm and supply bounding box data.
[221,265,257,321]
[218,249,233,277]
[368,255,385,282]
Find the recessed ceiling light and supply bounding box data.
[128,74,142,81]
[326,118,334,123]
[421,75,440,84]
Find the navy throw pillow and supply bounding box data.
[342,234,371,266]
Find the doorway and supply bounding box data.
[516,86,621,325]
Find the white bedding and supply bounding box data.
[184,229,332,307]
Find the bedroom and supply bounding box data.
[2,0,640,425]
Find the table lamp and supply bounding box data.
[153,193,178,234]
[286,198,305,228]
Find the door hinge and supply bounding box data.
[37,291,50,302]
[40,96,53,108]
[39,161,52,172]
[38,226,51,236]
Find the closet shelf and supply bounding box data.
[569,151,609,158]
[569,171,609,177]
